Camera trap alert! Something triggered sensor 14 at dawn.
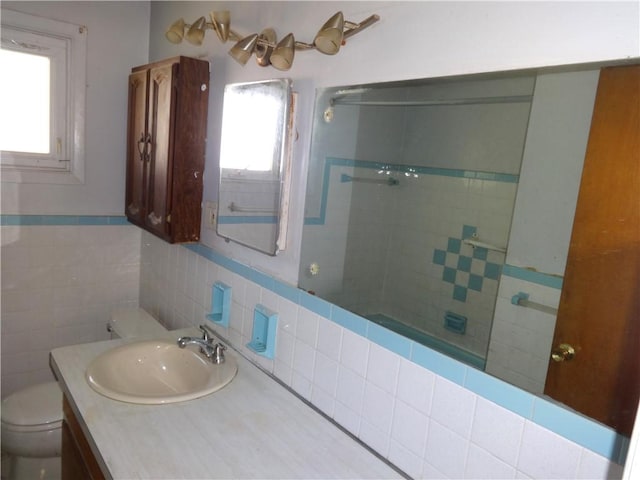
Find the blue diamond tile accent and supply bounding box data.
[443,267,457,284]
[453,285,467,302]
[457,255,472,272]
[431,224,505,303]
[447,237,461,254]
[469,274,484,291]
[433,249,447,266]
[484,262,502,280]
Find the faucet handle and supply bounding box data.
[199,325,211,342]
[212,343,226,364]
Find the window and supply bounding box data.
[0,9,86,184]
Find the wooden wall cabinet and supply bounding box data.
[125,56,209,243]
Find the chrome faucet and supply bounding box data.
[177,325,226,364]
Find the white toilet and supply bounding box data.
[1,308,166,480]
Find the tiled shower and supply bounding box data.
[299,75,533,365]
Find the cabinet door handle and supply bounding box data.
[126,203,139,216]
[137,133,146,162]
[137,133,152,161]
[147,212,162,226]
[145,133,152,159]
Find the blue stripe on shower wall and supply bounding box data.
[0,215,130,225]
[502,264,564,289]
[304,157,519,225]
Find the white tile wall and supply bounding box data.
[486,276,561,393]
[1,225,141,397]
[139,231,623,479]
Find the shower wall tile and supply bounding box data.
[485,275,560,393]
[1,224,141,397]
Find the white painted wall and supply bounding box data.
[148,0,639,285]
[1,1,151,215]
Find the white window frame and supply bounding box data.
[0,9,86,184]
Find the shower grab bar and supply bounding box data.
[340,174,399,186]
[463,237,506,253]
[228,202,277,214]
[511,292,558,315]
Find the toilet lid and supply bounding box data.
[1,381,62,427]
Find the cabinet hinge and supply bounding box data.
[166,214,171,223]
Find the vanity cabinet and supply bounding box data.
[125,56,209,243]
[61,395,105,480]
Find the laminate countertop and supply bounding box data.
[50,329,403,479]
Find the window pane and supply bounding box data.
[220,89,281,172]
[0,49,50,154]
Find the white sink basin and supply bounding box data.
[85,340,237,404]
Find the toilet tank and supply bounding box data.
[108,308,166,339]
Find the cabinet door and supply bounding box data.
[125,69,148,225]
[145,62,177,238]
[62,397,105,480]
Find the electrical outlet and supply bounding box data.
[204,201,217,230]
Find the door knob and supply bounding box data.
[551,343,575,362]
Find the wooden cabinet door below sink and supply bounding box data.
[61,396,105,480]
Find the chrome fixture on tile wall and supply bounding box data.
[165,11,380,71]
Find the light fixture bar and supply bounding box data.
[164,10,380,70]
[343,14,380,40]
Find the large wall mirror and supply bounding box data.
[217,79,294,255]
[298,61,640,435]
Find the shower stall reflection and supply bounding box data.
[299,74,534,367]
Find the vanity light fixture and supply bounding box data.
[165,10,380,71]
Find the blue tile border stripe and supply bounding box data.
[305,157,519,225]
[0,215,625,463]
[502,263,564,289]
[0,214,130,226]
[184,242,626,463]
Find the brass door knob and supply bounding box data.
[551,343,575,362]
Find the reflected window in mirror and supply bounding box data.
[220,85,284,177]
[216,79,294,255]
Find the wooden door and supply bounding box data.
[125,69,148,225]
[145,62,177,239]
[544,64,640,436]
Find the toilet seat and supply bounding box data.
[1,381,62,429]
[1,381,63,458]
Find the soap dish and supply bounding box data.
[206,282,231,328]
[247,304,278,359]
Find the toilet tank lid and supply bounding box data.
[1,381,62,427]
[109,307,166,338]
